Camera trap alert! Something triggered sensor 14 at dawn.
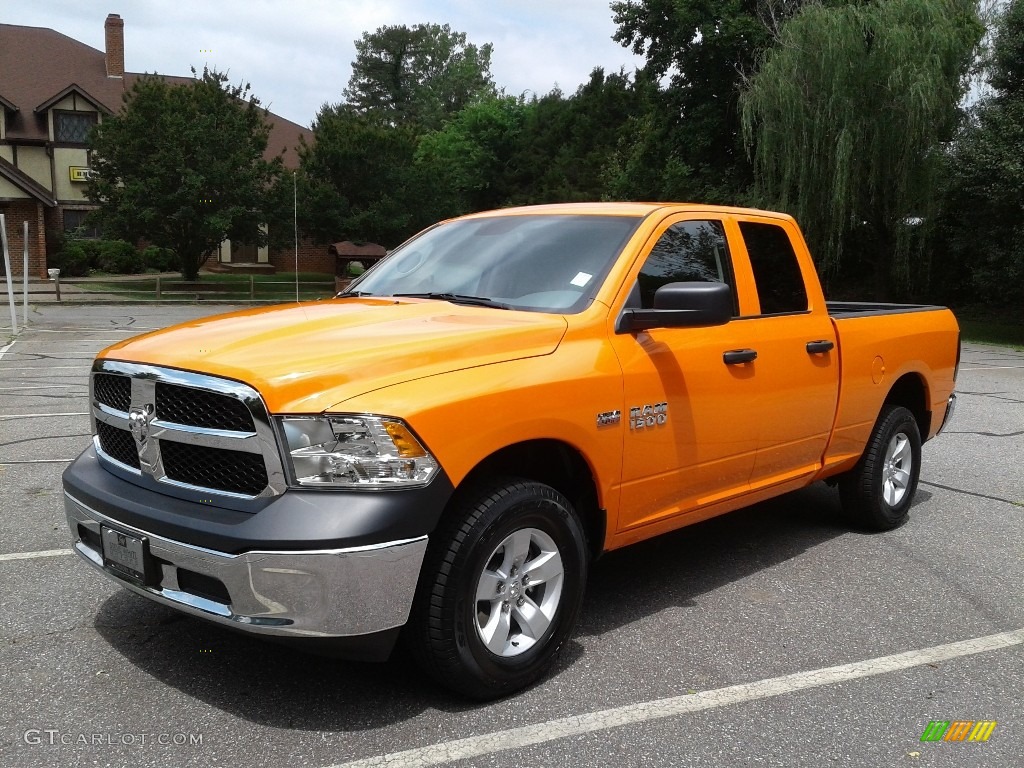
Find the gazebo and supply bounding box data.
[330,241,388,293]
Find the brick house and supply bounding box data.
[0,13,319,278]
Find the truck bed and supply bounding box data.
[827,301,947,318]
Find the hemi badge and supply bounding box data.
[596,410,621,427]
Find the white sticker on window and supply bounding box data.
[570,271,593,288]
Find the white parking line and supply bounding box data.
[0,548,74,562]
[0,412,89,420]
[0,340,14,362]
[960,366,1024,371]
[0,385,85,390]
[0,459,76,465]
[328,627,1024,768]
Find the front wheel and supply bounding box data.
[839,405,922,530]
[408,478,589,699]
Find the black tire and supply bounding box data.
[839,405,922,531]
[407,477,589,699]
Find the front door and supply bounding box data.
[609,216,761,532]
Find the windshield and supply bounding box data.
[346,214,642,313]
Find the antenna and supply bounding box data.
[293,171,299,303]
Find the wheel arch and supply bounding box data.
[883,372,930,439]
[452,439,606,561]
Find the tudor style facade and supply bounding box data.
[0,14,309,277]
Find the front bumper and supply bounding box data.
[66,490,427,641]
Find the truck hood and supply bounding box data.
[98,298,568,413]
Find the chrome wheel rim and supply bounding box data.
[474,527,564,658]
[882,432,913,507]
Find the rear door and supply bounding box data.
[733,217,839,487]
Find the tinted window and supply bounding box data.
[636,220,737,312]
[739,221,808,314]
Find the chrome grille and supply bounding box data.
[90,360,286,509]
[96,421,140,469]
[94,373,131,412]
[161,440,268,496]
[156,382,254,432]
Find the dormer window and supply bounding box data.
[55,110,97,144]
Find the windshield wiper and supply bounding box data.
[336,290,375,298]
[392,292,511,309]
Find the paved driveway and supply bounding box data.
[1,305,1021,767]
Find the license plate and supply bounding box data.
[101,526,149,583]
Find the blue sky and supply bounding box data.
[10,0,646,127]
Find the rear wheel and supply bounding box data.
[408,478,588,699]
[839,405,922,530]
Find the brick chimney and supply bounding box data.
[104,13,124,77]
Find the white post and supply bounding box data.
[0,214,18,335]
[22,220,29,326]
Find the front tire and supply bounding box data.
[408,478,589,699]
[839,405,922,530]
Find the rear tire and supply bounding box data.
[408,478,588,700]
[839,405,922,530]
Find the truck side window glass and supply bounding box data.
[636,220,737,313]
[738,221,809,314]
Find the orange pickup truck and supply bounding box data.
[63,203,959,698]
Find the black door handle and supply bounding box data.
[806,340,835,354]
[723,348,758,365]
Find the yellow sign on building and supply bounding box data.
[69,166,95,182]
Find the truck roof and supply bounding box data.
[455,202,798,222]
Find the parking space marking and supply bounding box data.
[958,370,1024,376]
[328,627,1024,768]
[0,385,86,390]
[0,548,74,562]
[0,340,14,362]
[0,459,75,464]
[0,412,89,420]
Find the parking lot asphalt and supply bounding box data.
[1,304,1021,768]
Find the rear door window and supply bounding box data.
[738,221,808,315]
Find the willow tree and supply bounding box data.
[740,0,982,298]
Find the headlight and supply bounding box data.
[279,415,438,488]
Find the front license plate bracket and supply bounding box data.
[101,526,156,586]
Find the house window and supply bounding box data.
[54,111,97,144]
[63,209,100,239]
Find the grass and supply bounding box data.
[958,320,1024,350]
[952,304,1024,350]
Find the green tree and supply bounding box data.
[610,0,787,201]
[288,104,425,247]
[344,23,495,131]
[511,68,642,205]
[942,0,1024,303]
[740,0,982,298]
[87,68,282,280]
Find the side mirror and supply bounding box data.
[616,282,732,333]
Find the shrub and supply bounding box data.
[96,240,142,274]
[51,242,91,277]
[141,245,178,272]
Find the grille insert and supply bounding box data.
[156,382,254,432]
[94,374,131,412]
[96,421,140,469]
[161,440,268,496]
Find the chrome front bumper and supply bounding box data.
[65,491,427,638]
